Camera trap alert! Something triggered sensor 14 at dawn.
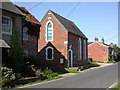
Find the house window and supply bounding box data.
[46,46,54,60]
[88,52,91,55]
[84,40,87,59]
[2,16,12,34]
[24,51,28,56]
[78,38,82,60]
[46,21,53,41]
[103,49,106,53]
[23,27,28,40]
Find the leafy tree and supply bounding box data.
[10,28,24,72]
[112,44,120,61]
[113,44,120,55]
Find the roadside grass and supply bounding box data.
[112,83,120,90]
[88,61,97,64]
[2,67,79,90]
[65,69,80,73]
[3,76,64,90]
[51,68,80,74]
[88,61,115,64]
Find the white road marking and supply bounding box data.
[106,82,118,90]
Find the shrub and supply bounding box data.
[35,69,42,77]
[10,29,24,72]
[1,66,15,85]
[42,68,58,78]
[24,55,40,67]
[88,58,93,62]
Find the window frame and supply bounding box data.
[23,27,28,40]
[78,38,82,60]
[83,40,87,60]
[2,16,12,34]
[88,52,91,55]
[103,49,106,53]
[46,46,54,60]
[23,51,28,56]
[45,20,53,41]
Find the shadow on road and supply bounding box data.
[79,63,100,71]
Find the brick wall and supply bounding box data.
[68,33,88,66]
[88,42,109,62]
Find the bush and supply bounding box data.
[88,58,93,63]
[1,66,16,85]
[10,29,24,72]
[42,68,58,78]
[24,55,40,67]
[35,69,42,77]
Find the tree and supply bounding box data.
[112,44,120,61]
[10,28,24,72]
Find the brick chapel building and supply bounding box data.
[38,10,88,68]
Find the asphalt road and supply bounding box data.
[20,62,119,89]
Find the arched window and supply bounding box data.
[78,38,82,60]
[23,27,28,40]
[46,46,54,60]
[84,40,87,59]
[46,21,53,41]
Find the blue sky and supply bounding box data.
[12,1,118,45]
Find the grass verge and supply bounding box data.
[2,76,64,90]
[112,83,120,90]
[65,69,80,73]
[51,67,80,74]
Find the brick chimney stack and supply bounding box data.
[101,38,104,44]
[110,43,113,47]
[95,37,98,42]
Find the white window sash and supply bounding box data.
[45,20,54,41]
[46,46,54,60]
[2,16,12,34]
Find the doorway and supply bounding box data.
[68,49,73,67]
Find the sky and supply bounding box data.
[12,1,118,45]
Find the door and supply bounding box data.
[68,49,73,67]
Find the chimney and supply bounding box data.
[95,37,98,42]
[110,43,113,47]
[101,38,104,44]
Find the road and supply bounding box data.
[20,62,119,89]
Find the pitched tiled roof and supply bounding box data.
[88,41,110,47]
[2,1,23,15]
[88,42,93,45]
[49,10,87,38]
[15,5,40,25]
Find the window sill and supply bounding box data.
[46,59,53,60]
[2,32,12,35]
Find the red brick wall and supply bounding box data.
[38,13,68,68]
[68,33,88,66]
[88,42,109,62]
